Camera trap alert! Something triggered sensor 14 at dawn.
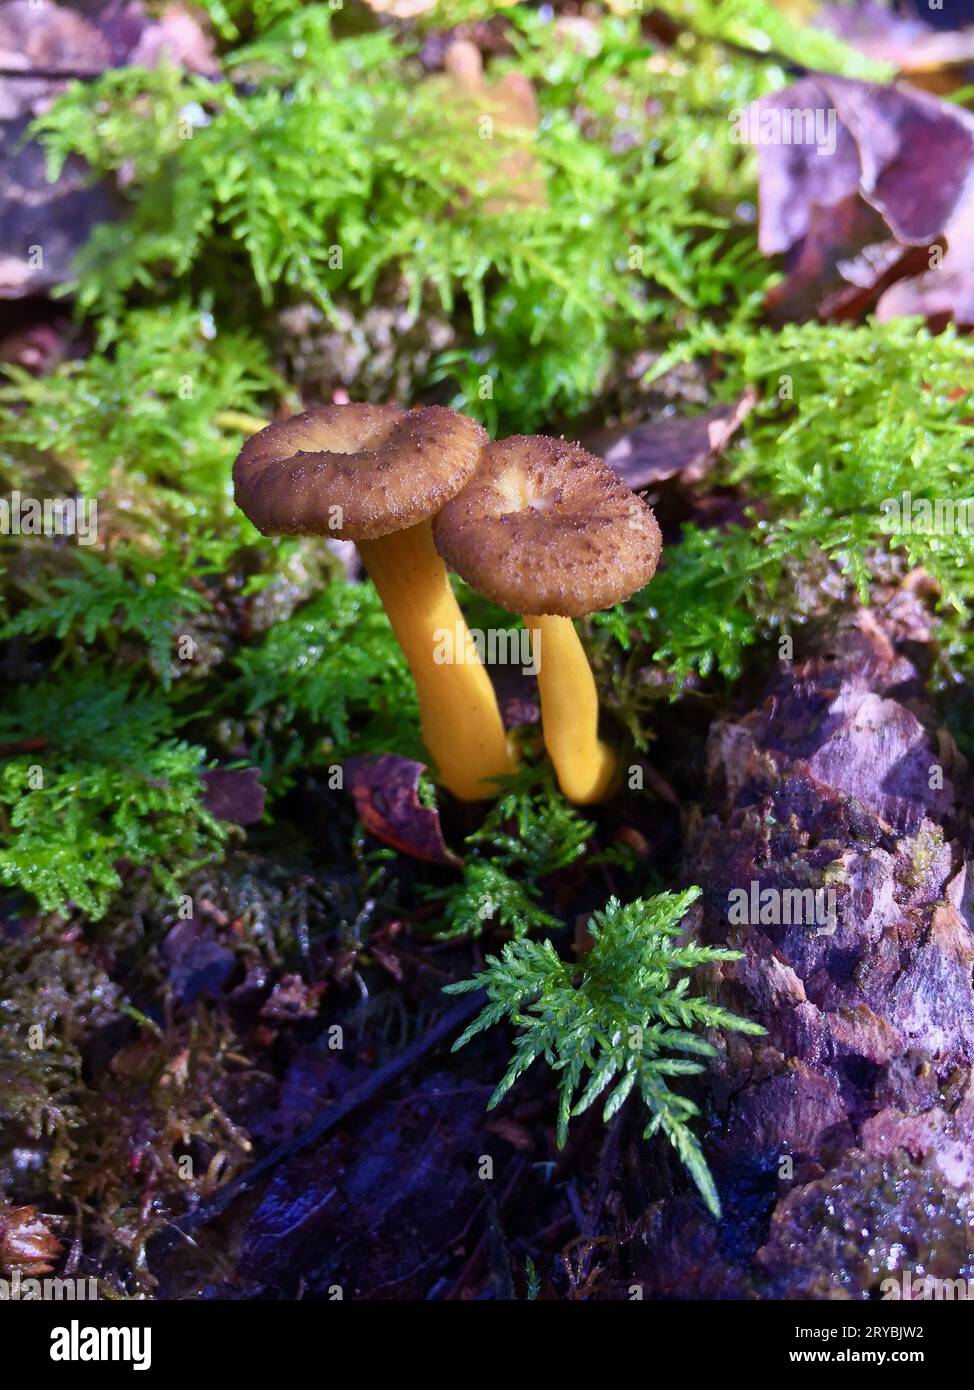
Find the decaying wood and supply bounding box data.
[614,585,974,1297]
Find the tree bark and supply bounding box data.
[617,583,974,1298]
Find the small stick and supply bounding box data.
[571,1110,625,1288]
[148,988,486,1259]
[0,69,108,80]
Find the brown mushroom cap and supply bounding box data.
[433,435,662,617]
[233,403,488,541]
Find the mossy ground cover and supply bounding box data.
[1,0,972,1296]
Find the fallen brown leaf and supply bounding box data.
[595,390,756,491]
[421,38,545,214]
[345,754,462,867]
[751,74,974,325]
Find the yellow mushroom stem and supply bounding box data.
[359,521,517,800]
[522,614,618,805]
[216,410,274,436]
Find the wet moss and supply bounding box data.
[761,1156,974,1298]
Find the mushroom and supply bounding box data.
[433,434,661,804]
[233,402,517,800]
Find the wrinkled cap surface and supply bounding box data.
[433,434,662,617]
[233,403,488,540]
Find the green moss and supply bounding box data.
[5,11,970,930]
[432,768,595,940]
[659,0,893,80]
[598,320,974,720]
[0,1,801,924]
[32,6,776,432]
[233,579,423,786]
[0,671,226,920]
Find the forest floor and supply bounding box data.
[2,0,974,1300]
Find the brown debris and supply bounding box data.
[0,1202,61,1276]
[751,74,974,325]
[594,390,756,492]
[0,116,119,299]
[821,2,974,82]
[201,768,267,826]
[233,1072,495,1298]
[259,974,323,1024]
[345,754,462,868]
[421,38,545,214]
[0,2,109,121]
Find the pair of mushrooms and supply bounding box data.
[233,404,661,803]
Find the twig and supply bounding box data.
[445,1156,526,1301]
[0,69,108,81]
[483,1192,516,1301]
[582,1110,625,1240]
[148,988,485,1259]
[572,1110,626,1289]
[0,67,252,92]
